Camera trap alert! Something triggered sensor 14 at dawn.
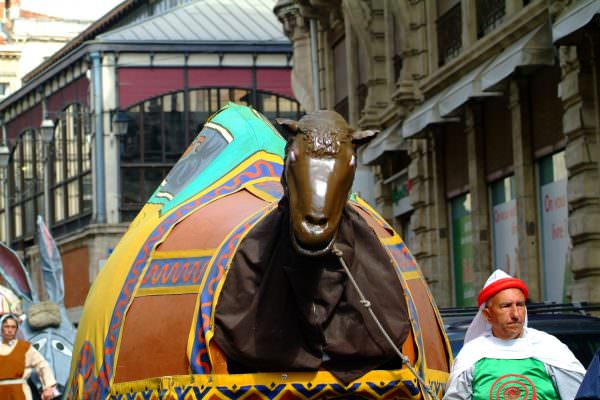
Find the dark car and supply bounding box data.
[440,303,600,367]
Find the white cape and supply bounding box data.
[451,327,585,376]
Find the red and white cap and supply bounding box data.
[477,269,528,307]
[464,269,528,344]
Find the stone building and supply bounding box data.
[0,0,92,100]
[0,0,299,321]
[274,0,600,306]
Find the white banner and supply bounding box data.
[492,199,519,276]
[540,179,569,302]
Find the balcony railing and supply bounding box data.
[477,0,505,38]
[437,3,462,66]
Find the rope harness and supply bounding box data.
[332,246,441,400]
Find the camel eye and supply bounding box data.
[349,155,356,167]
[289,150,297,162]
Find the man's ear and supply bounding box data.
[482,307,491,323]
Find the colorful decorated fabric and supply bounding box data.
[67,104,451,400]
[148,103,286,215]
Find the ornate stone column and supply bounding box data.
[509,78,541,298]
[559,38,600,302]
[408,132,452,305]
[465,103,491,286]
[275,0,316,112]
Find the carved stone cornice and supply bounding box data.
[419,1,549,98]
[274,0,310,41]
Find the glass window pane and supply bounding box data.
[278,98,298,119]
[23,133,34,198]
[67,181,79,217]
[82,173,92,213]
[219,88,230,109]
[24,199,34,236]
[35,134,44,193]
[189,89,210,135]
[143,99,163,162]
[233,89,250,105]
[259,93,277,120]
[122,108,141,163]
[13,205,22,238]
[143,168,165,202]
[67,107,78,178]
[122,168,144,206]
[54,120,65,183]
[164,93,186,162]
[54,186,65,222]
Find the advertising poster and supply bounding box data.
[492,199,519,277]
[540,179,569,302]
[451,194,475,306]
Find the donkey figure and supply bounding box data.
[0,216,76,398]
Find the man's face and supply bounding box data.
[1,318,18,342]
[482,288,526,340]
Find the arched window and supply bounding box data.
[52,103,92,226]
[119,87,301,220]
[9,128,44,241]
[6,103,91,245]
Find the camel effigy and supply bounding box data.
[67,103,452,400]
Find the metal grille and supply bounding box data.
[477,0,505,38]
[437,3,462,66]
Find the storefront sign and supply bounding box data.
[541,179,569,302]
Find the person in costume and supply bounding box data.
[0,314,58,400]
[444,269,585,400]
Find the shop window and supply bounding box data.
[450,193,475,306]
[538,152,569,302]
[490,175,517,276]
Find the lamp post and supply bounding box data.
[112,110,129,138]
[40,118,55,224]
[0,143,10,243]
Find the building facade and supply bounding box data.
[275,0,600,306]
[0,0,92,100]
[0,0,300,321]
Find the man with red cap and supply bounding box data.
[444,269,585,400]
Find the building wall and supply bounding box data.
[275,0,600,306]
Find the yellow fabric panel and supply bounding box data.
[70,203,164,380]
[109,369,426,399]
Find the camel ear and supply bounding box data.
[274,118,300,141]
[352,129,378,145]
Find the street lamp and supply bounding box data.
[40,118,55,144]
[0,143,9,244]
[111,110,129,138]
[39,118,54,224]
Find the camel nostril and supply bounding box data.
[304,215,328,227]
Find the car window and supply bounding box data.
[554,333,600,367]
